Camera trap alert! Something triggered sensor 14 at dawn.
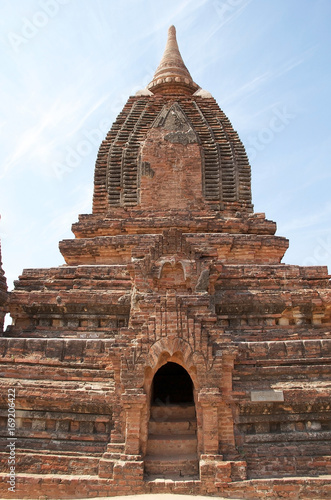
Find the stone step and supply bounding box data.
[146,434,197,456]
[150,404,196,421]
[144,453,199,477]
[149,419,197,435]
[105,442,125,453]
[146,477,201,495]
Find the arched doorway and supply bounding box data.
[152,362,194,404]
[145,362,198,479]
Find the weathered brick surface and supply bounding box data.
[0,25,330,499]
[92,92,253,215]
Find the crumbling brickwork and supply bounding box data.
[0,25,330,499]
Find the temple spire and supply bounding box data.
[148,25,199,95]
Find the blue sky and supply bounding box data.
[1,0,331,296]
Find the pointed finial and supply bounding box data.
[148,26,199,95]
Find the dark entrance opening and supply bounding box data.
[152,362,194,404]
[146,362,198,478]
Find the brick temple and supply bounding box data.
[1,26,331,499]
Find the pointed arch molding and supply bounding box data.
[147,337,195,371]
[143,337,200,398]
[152,102,199,145]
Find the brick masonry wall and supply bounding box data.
[140,126,204,210]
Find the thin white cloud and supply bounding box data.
[66,93,112,139]
[0,89,112,181]
[40,184,93,247]
[280,203,331,233]
[223,53,310,108]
